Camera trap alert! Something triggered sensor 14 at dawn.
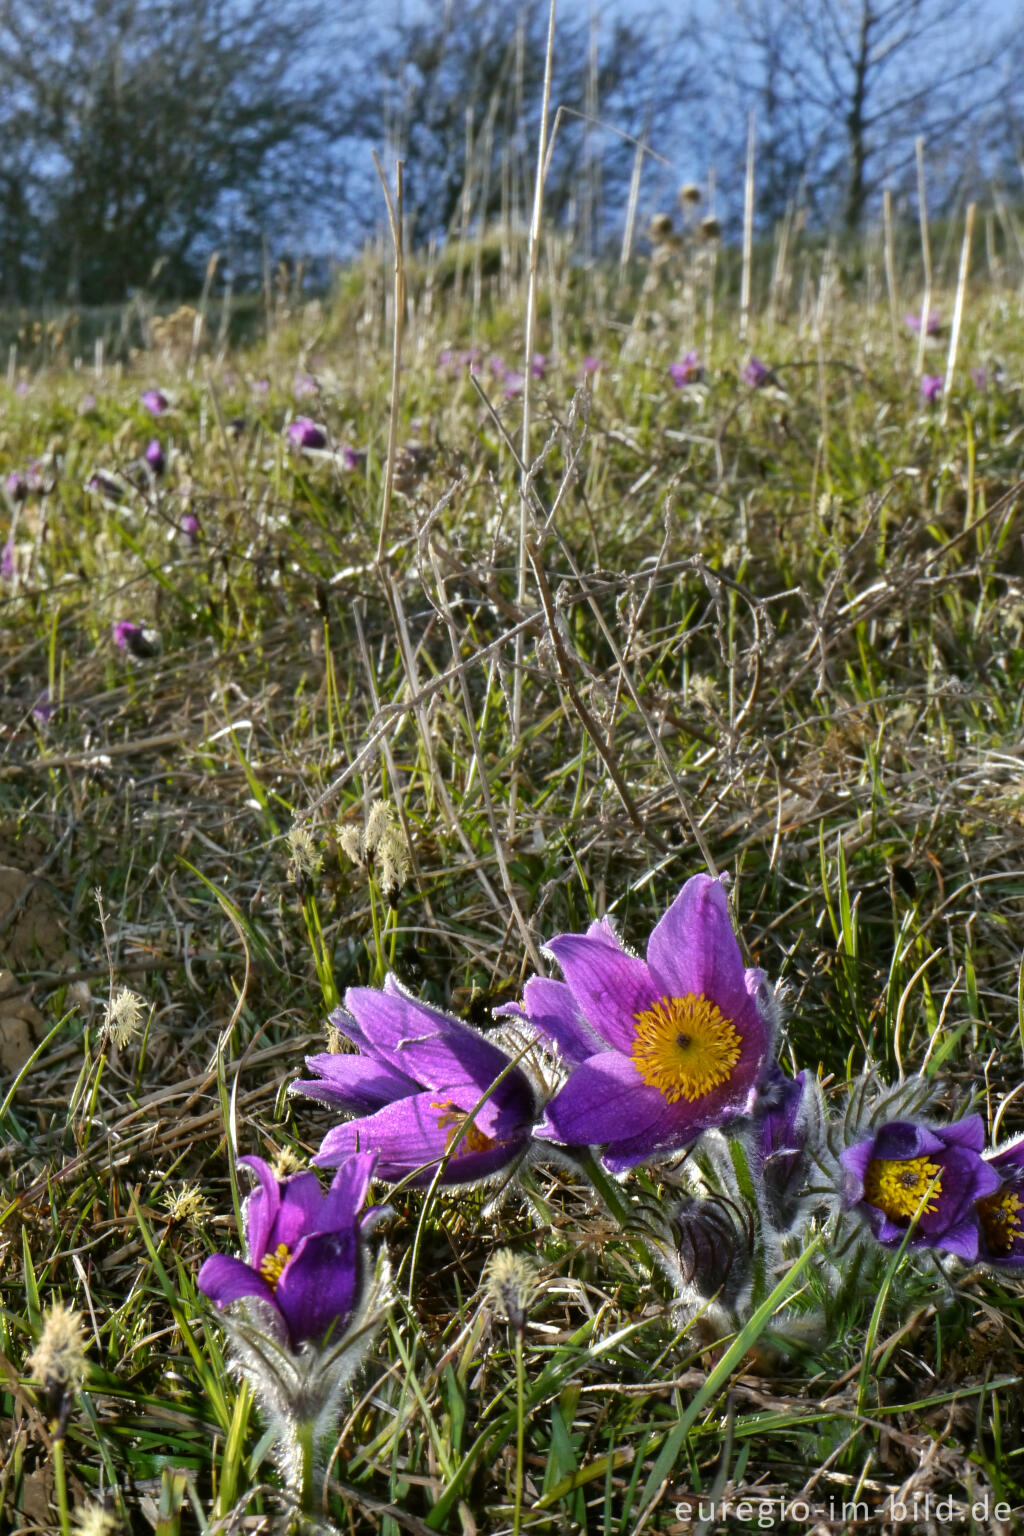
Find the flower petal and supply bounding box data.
[314,1092,526,1185]
[322,1151,378,1230]
[537,1051,668,1148]
[276,1229,360,1345]
[291,1052,419,1113]
[645,875,751,1025]
[237,1156,280,1266]
[518,975,605,1065]
[543,932,658,1052]
[270,1170,328,1251]
[346,977,518,1094]
[197,1253,277,1311]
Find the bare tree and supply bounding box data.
[0,0,364,302]
[706,0,1011,230]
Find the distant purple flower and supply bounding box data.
[579,356,601,380]
[112,621,159,659]
[14,380,29,396]
[141,389,169,416]
[145,439,165,474]
[489,355,508,379]
[669,350,702,388]
[87,471,125,503]
[920,374,943,403]
[180,512,200,545]
[286,418,328,450]
[6,471,27,501]
[33,689,54,725]
[293,371,318,398]
[530,353,547,379]
[841,1116,999,1259]
[340,445,366,472]
[904,310,941,335]
[517,874,773,1172]
[1,538,13,579]
[742,355,770,389]
[251,378,270,395]
[502,371,525,398]
[970,367,988,391]
[977,1135,1024,1266]
[198,1153,378,1350]
[295,976,541,1187]
[78,393,97,416]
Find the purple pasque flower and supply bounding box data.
[286,417,328,450]
[920,373,943,403]
[742,355,769,388]
[578,355,601,380]
[519,874,773,1173]
[969,366,988,391]
[198,1153,378,1349]
[669,350,701,388]
[293,371,318,398]
[752,1065,811,1209]
[180,512,200,545]
[841,1116,999,1260]
[145,439,165,474]
[112,620,159,658]
[340,444,366,472]
[141,388,169,416]
[904,309,941,335]
[296,976,541,1187]
[32,689,55,725]
[6,470,28,502]
[977,1135,1024,1266]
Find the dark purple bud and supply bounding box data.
[286,418,328,450]
[33,689,55,725]
[141,389,169,416]
[145,439,165,474]
[6,471,27,501]
[742,355,770,388]
[180,513,200,545]
[340,445,366,472]
[112,621,159,658]
[904,310,941,335]
[920,374,943,403]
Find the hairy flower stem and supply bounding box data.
[52,1431,70,1536]
[294,1417,316,1518]
[513,1328,526,1536]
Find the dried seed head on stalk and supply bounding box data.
[100,986,147,1049]
[483,1249,542,1335]
[72,1503,120,1536]
[286,825,322,885]
[26,1302,89,1419]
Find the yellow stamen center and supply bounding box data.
[631,993,741,1103]
[976,1188,1024,1254]
[258,1242,291,1288]
[862,1156,942,1221]
[431,1100,496,1156]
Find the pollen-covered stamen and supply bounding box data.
[977,1187,1024,1253]
[631,993,741,1103]
[431,1100,497,1156]
[862,1156,942,1221]
[258,1241,291,1288]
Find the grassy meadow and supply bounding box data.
[2,212,1024,1534]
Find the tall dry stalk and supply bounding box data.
[372,154,406,572]
[511,0,558,835]
[914,138,932,378]
[739,110,756,342]
[942,201,975,420]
